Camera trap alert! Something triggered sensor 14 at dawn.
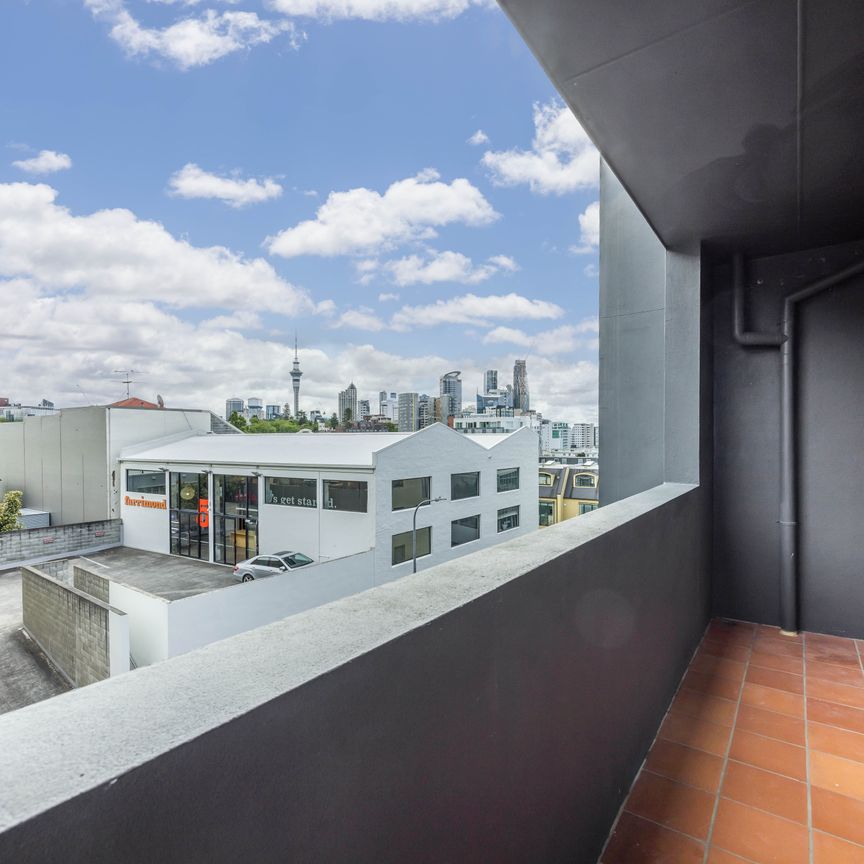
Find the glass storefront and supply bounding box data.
[213,475,259,565]
[169,472,209,559]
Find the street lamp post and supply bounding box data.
[413,496,446,573]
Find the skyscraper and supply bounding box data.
[338,383,358,424]
[358,399,371,419]
[513,360,529,412]
[290,335,303,419]
[397,392,419,432]
[439,371,462,418]
[225,397,244,420]
[484,370,498,394]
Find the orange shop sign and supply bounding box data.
[124,495,167,510]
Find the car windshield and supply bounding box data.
[291,554,313,565]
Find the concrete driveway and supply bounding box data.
[0,570,70,715]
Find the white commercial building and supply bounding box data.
[119,423,537,585]
[454,411,542,436]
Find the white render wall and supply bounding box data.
[119,426,538,585]
[372,424,538,584]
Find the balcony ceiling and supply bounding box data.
[500,0,864,254]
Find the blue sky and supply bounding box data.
[1,0,599,422]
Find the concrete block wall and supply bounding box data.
[73,566,109,603]
[21,566,127,687]
[0,520,121,566]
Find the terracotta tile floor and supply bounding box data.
[600,619,864,864]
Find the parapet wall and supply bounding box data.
[0,520,121,568]
[21,566,129,687]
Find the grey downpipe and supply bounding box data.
[734,253,864,633]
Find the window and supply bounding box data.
[323,479,368,513]
[392,527,431,565]
[451,515,480,547]
[497,506,520,533]
[497,467,520,493]
[574,474,595,487]
[579,502,598,515]
[265,476,317,508]
[539,473,553,486]
[539,501,555,526]
[451,471,479,500]
[392,476,431,511]
[126,468,165,495]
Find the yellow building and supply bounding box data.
[538,465,599,527]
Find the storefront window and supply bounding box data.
[265,477,317,508]
[126,468,165,495]
[323,479,367,513]
[214,475,259,565]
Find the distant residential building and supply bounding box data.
[397,392,419,432]
[513,360,529,412]
[439,371,462,418]
[309,410,323,423]
[571,423,598,449]
[358,400,371,420]
[247,398,264,420]
[476,387,514,413]
[484,370,498,394]
[433,395,452,425]
[266,404,281,420]
[1,398,58,422]
[538,464,599,527]
[283,402,293,418]
[338,383,358,424]
[454,410,542,437]
[379,391,398,422]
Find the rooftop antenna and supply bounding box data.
[113,369,139,400]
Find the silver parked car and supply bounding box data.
[233,551,314,582]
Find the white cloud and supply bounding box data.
[266,168,498,258]
[0,182,319,315]
[168,163,283,207]
[378,291,399,302]
[482,321,597,355]
[266,0,493,22]
[12,150,72,175]
[201,310,263,330]
[383,249,518,286]
[333,307,387,331]
[570,200,600,254]
[481,100,599,195]
[467,129,489,146]
[390,292,563,330]
[84,1,300,69]
[583,263,599,278]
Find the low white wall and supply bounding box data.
[108,582,170,667]
[166,550,375,658]
[108,610,131,677]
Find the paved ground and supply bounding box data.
[0,570,70,716]
[81,547,236,600]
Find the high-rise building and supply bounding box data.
[247,398,264,420]
[571,423,597,449]
[338,383,358,424]
[358,399,371,419]
[418,394,433,429]
[484,370,498,394]
[439,371,462,418]
[434,395,452,424]
[290,335,303,420]
[225,397,244,420]
[513,360,529,412]
[397,392,419,432]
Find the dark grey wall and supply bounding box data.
[0,486,709,864]
[599,161,667,504]
[712,240,864,635]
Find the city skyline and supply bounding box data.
[2,1,600,425]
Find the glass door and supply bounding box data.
[213,475,259,565]
[170,472,209,560]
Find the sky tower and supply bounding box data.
[290,335,302,419]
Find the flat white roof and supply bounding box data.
[121,432,412,469]
[120,427,522,469]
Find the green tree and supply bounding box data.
[342,408,353,426]
[0,490,23,532]
[328,412,339,430]
[385,422,398,432]
[228,411,247,430]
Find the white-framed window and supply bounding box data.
[497,506,520,533]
